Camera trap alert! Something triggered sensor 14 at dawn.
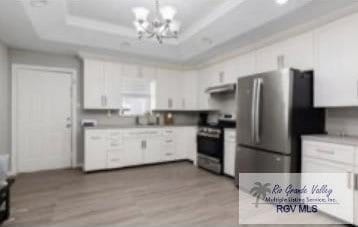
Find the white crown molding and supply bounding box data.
[178,0,247,43]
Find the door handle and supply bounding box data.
[251,79,258,144]
[355,174,358,191]
[254,78,263,144]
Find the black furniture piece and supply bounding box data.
[0,178,14,224]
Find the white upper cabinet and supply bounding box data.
[314,13,358,107]
[282,32,314,71]
[155,68,178,110]
[180,70,198,110]
[197,67,212,110]
[255,32,314,74]
[104,61,123,109]
[84,59,106,109]
[83,59,122,110]
[236,52,256,78]
[255,42,285,73]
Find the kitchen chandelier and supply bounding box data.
[132,0,180,44]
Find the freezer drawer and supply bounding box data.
[236,146,292,174]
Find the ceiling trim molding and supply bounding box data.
[178,0,247,42]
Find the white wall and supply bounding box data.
[0,41,9,155]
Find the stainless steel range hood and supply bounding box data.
[205,83,236,94]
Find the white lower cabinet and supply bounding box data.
[84,130,108,171]
[121,136,144,166]
[143,134,162,164]
[224,129,236,177]
[302,138,358,224]
[84,127,197,172]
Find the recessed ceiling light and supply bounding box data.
[276,0,288,5]
[30,0,48,7]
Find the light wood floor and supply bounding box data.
[5,162,240,226]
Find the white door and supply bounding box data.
[16,68,73,173]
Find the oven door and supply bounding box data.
[197,136,222,159]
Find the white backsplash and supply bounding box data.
[326,108,358,136]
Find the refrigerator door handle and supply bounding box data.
[254,78,263,144]
[251,79,258,144]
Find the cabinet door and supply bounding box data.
[155,69,178,110]
[237,52,256,78]
[224,57,240,84]
[302,157,354,223]
[122,137,143,166]
[283,32,314,71]
[314,13,358,107]
[224,142,235,177]
[255,43,285,73]
[83,59,106,109]
[197,68,211,110]
[180,71,198,110]
[143,137,162,164]
[84,130,107,171]
[104,62,122,109]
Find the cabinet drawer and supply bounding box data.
[162,151,176,161]
[302,140,355,165]
[163,128,175,136]
[107,150,123,168]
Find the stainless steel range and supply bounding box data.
[197,126,223,174]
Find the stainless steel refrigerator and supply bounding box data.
[235,69,325,185]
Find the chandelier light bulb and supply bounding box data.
[132,7,150,22]
[169,20,181,33]
[160,6,177,22]
[275,0,288,5]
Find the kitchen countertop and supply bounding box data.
[302,134,358,146]
[84,125,198,130]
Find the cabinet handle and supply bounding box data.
[277,55,285,69]
[348,172,352,189]
[316,149,334,155]
[101,95,105,107]
[104,96,108,107]
[219,71,225,83]
[182,99,186,109]
[168,98,173,109]
[355,174,358,191]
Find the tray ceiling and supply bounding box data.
[0,0,357,66]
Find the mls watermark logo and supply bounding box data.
[240,173,349,225]
[248,181,336,214]
[250,182,271,208]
